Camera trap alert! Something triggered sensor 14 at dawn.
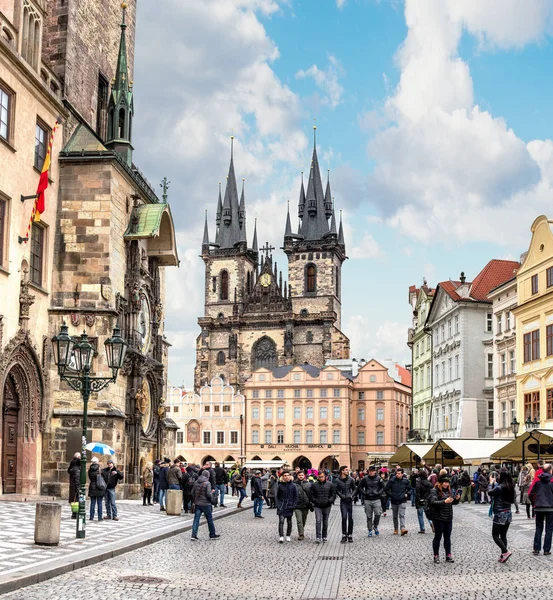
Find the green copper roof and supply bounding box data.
[124,204,167,239]
[63,124,108,153]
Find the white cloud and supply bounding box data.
[296,54,345,109]
[350,233,383,259]
[336,0,347,9]
[346,316,410,366]
[364,0,553,246]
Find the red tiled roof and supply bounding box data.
[470,259,520,301]
[439,280,465,301]
[395,365,412,387]
[409,285,417,294]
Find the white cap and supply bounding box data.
[91,456,99,463]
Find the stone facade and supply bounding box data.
[195,142,349,391]
[0,0,66,494]
[488,277,517,438]
[407,282,434,441]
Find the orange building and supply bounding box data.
[242,359,411,472]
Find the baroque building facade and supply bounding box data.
[514,215,553,432]
[0,1,179,497]
[426,260,519,440]
[488,277,517,438]
[407,281,434,441]
[195,135,350,391]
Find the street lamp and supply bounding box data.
[52,323,127,539]
[511,417,520,438]
[525,415,540,430]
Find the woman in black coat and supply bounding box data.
[276,471,298,543]
[488,469,515,563]
[428,472,460,563]
[88,458,106,521]
[67,453,81,519]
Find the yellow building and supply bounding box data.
[514,215,553,430]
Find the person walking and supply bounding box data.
[102,458,123,521]
[459,469,472,504]
[158,459,169,511]
[276,471,298,543]
[181,466,196,513]
[153,459,161,504]
[267,470,278,508]
[251,470,264,518]
[294,471,311,540]
[415,469,433,534]
[334,465,356,543]
[67,452,80,519]
[88,456,105,522]
[190,470,220,541]
[142,461,154,506]
[260,469,270,506]
[168,458,182,491]
[214,462,228,507]
[428,471,461,563]
[409,469,418,507]
[386,466,411,536]
[358,465,385,537]
[479,470,489,504]
[488,468,515,563]
[379,470,390,517]
[231,469,246,507]
[521,463,535,519]
[529,463,553,556]
[309,471,336,543]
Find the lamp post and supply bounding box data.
[240,414,244,466]
[511,417,520,439]
[525,415,540,430]
[52,323,127,539]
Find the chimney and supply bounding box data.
[460,271,466,284]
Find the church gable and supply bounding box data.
[244,254,290,314]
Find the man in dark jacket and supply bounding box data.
[67,452,81,520]
[251,470,264,518]
[168,459,182,490]
[214,462,228,507]
[459,469,472,503]
[102,459,123,521]
[529,464,553,555]
[294,471,311,540]
[190,470,220,540]
[276,471,298,542]
[153,459,161,504]
[386,467,411,535]
[309,471,336,543]
[158,459,170,511]
[358,465,385,537]
[88,457,105,521]
[334,465,356,543]
[181,466,196,513]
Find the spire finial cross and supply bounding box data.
[260,242,275,260]
[160,177,170,203]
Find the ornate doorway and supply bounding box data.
[2,377,18,494]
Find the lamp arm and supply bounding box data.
[60,374,117,394]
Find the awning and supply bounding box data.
[243,460,287,469]
[389,443,434,467]
[422,438,515,466]
[490,429,553,462]
[124,203,179,266]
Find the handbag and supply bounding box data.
[210,490,218,507]
[96,473,107,491]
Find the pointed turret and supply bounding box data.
[252,218,259,254]
[105,2,134,166]
[324,171,333,219]
[218,137,242,249]
[284,201,293,239]
[238,180,247,244]
[215,183,222,226]
[328,204,337,237]
[298,172,305,218]
[338,210,345,246]
[202,210,210,252]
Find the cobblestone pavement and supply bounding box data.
[3,501,552,600]
[0,494,239,579]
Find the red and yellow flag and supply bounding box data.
[34,118,60,222]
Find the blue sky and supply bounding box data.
[132,0,553,386]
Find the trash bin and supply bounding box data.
[34,502,62,546]
[166,489,182,515]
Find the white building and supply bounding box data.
[166,377,245,466]
[426,260,519,439]
[488,277,518,438]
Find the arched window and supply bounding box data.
[252,336,277,371]
[220,270,229,300]
[21,1,42,71]
[335,266,340,296]
[306,263,316,294]
[118,108,126,139]
[247,271,251,293]
[216,351,225,366]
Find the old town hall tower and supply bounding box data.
[194,131,350,390]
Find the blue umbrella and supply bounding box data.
[85,442,115,455]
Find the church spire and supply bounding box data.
[105,2,134,166]
[202,210,210,251]
[284,201,293,239]
[239,180,247,244]
[252,218,258,254]
[338,210,345,246]
[328,201,337,237]
[324,170,333,219]
[218,137,242,249]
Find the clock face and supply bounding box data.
[260,273,272,287]
[139,294,151,354]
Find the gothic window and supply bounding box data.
[335,266,340,296]
[220,270,229,300]
[216,351,225,366]
[306,331,313,343]
[252,336,277,371]
[34,121,47,169]
[21,1,42,71]
[118,108,126,139]
[306,263,316,294]
[247,271,251,293]
[96,73,109,141]
[30,223,44,286]
[1,81,14,143]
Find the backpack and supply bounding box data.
[96,473,107,491]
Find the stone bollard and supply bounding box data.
[34,502,62,546]
[166,489,182,515]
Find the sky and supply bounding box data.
[132,0,553,387]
